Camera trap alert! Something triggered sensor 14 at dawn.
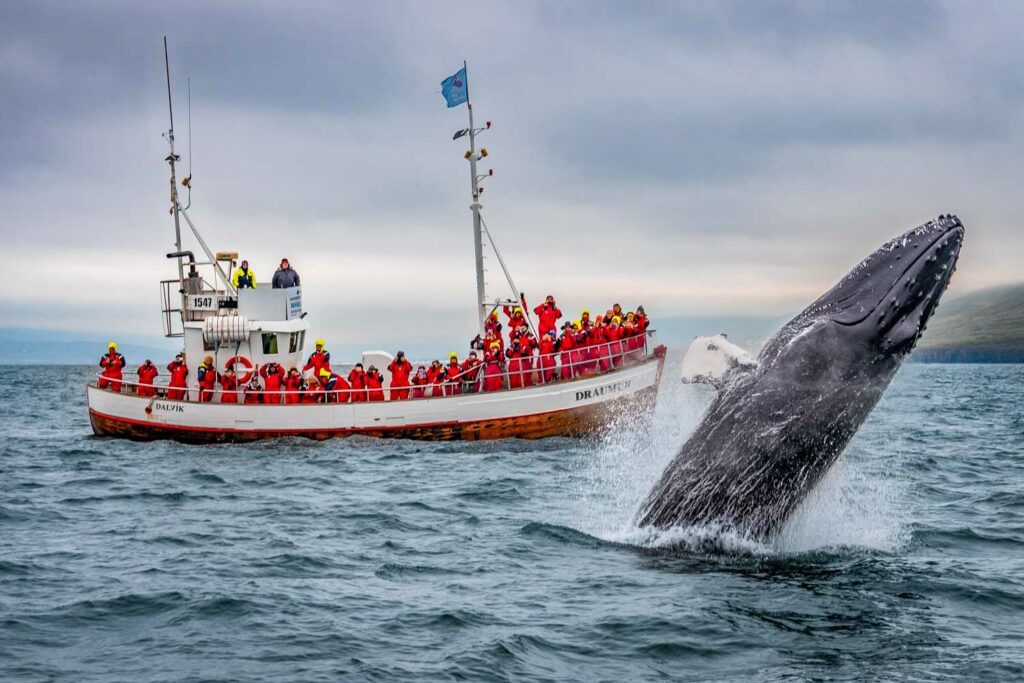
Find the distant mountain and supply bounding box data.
[913,283,1024,363]
[0,328,178,366]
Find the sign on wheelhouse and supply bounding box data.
[85,42,668,443]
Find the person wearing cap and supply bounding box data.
[271,258,301,289]
[426,360,445,397]
[580,309,592,330]
[166,353,188,401]
[538,329,558,383]
[347,363,367,403]
[98,342,126,392]
[388,351,413,401]
[592,318,611,373]
[460,352,482,393]
[365,365,385,402]
[219,366,239,404]
[533,295,562,337]
[243,376,263,404]
[136,359,159,397]
[197,355,217,402]
[517,326,538,386]
[444,353,462,396]
[607,316,624,366]
[411,366,429,399]
[505,339,525,389]
[232,260,256,289]
[303,339,331,376]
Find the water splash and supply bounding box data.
[563,351,909,556]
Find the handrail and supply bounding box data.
[92,329,656,402]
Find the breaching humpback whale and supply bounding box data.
[638,215,965,539]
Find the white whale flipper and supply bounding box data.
[680,334,757,387]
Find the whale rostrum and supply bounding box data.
[638,215,965,540]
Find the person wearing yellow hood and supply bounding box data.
[98,342,126,392]
[303,339,331,377]
[502,304,528,344]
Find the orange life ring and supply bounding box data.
[225,355,254,384]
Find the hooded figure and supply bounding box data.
[348,363,367,403]
[136,359,159,397]
[533,295,562,336]
[197,355,217,402]
[98,342,126,392]
[219,368,239,404]
[232,260,256,289]
[411,366,429,399]
[271,258,301,288]
[303,339,331,376]
[388,351,413,401]
[167,354,188,401]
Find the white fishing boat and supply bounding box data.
[86,43,667,443]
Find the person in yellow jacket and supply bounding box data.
[232,259,256,289]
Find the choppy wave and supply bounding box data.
[0,363,1022,681]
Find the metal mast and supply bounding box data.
[163,37,186,323]
[462,62,488,333]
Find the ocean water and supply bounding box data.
[0,362,1021,681]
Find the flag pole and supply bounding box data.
[465,60,488,334]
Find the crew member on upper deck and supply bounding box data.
[272,258,301,289]
[533,295,562,337]
[232,260,256,289]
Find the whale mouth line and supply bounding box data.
[832,223,963,329]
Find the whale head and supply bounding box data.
[759,214,965,380]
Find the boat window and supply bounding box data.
[262,333,278,355]
[298,330,305,352]
[289,332,299,353]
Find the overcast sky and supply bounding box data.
[1,1,1021,349]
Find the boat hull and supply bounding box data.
[87,351,666,443]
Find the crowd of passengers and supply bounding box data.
[96,295,650,404]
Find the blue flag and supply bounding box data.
[441,67,469,108]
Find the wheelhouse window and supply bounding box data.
[262,333,278,355]
[289,332,299,353]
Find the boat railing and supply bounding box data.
[92,329,660,403]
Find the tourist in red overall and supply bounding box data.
[366,366,385,402]
[166,354,188,401]
[483,344,505,392]
[136,359,159,397]
[425,360,444,397]
[303,339,331,376]
[284,367,303,404]
[607,317,624,367]
[388,351,413,401]
[533,295,562,337]
[506,341,525,389]
[260,362,284,405]
[592,320,611,373]
[348,363,368,403]
[539,330,558,383]
[558,322,576,380]
[518,328,538,386]
[444,354,462,396]
[580,310,593,331]
[411,366,428,399]
[198,355,217,403]
[243,377,262,404]
[460,352,482,393]
[503,305,528,345]
[328,370,351,403]
[622,320,640,362]
[484,311,503,340]
[219,368,239,404]
[301,377,321,403]
[98,342,126,392]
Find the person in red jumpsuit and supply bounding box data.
[330,370,352,403]
[98,342,126,392]
[219,367,239,404]
[166,354,188,401]
[622,319,639,362]
[482,343,505,392]
[301,376,322,403]
[538,330,558,383]
[348,363,368,403]
[366,366,385,402]
[607,317,624,367]
[518,328,538,386]
[505,341,525,389]
[197,355,217,403]
[303,339,331,376]
[260,362,284,405]
[243,377,262,404]
[503,305,528,344]
[557,322,576,380]
[591,320,611,373]
[533,295,562,337]
[388,351,413,401]
[484,311,503,340]
[284,367,303,404]
[460,352,482,393]
[136,359,159,397]
[580,309,593,330]
[444,353,462,396]
[411,366,428,399]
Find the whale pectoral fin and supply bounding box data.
[680,334,757,388]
